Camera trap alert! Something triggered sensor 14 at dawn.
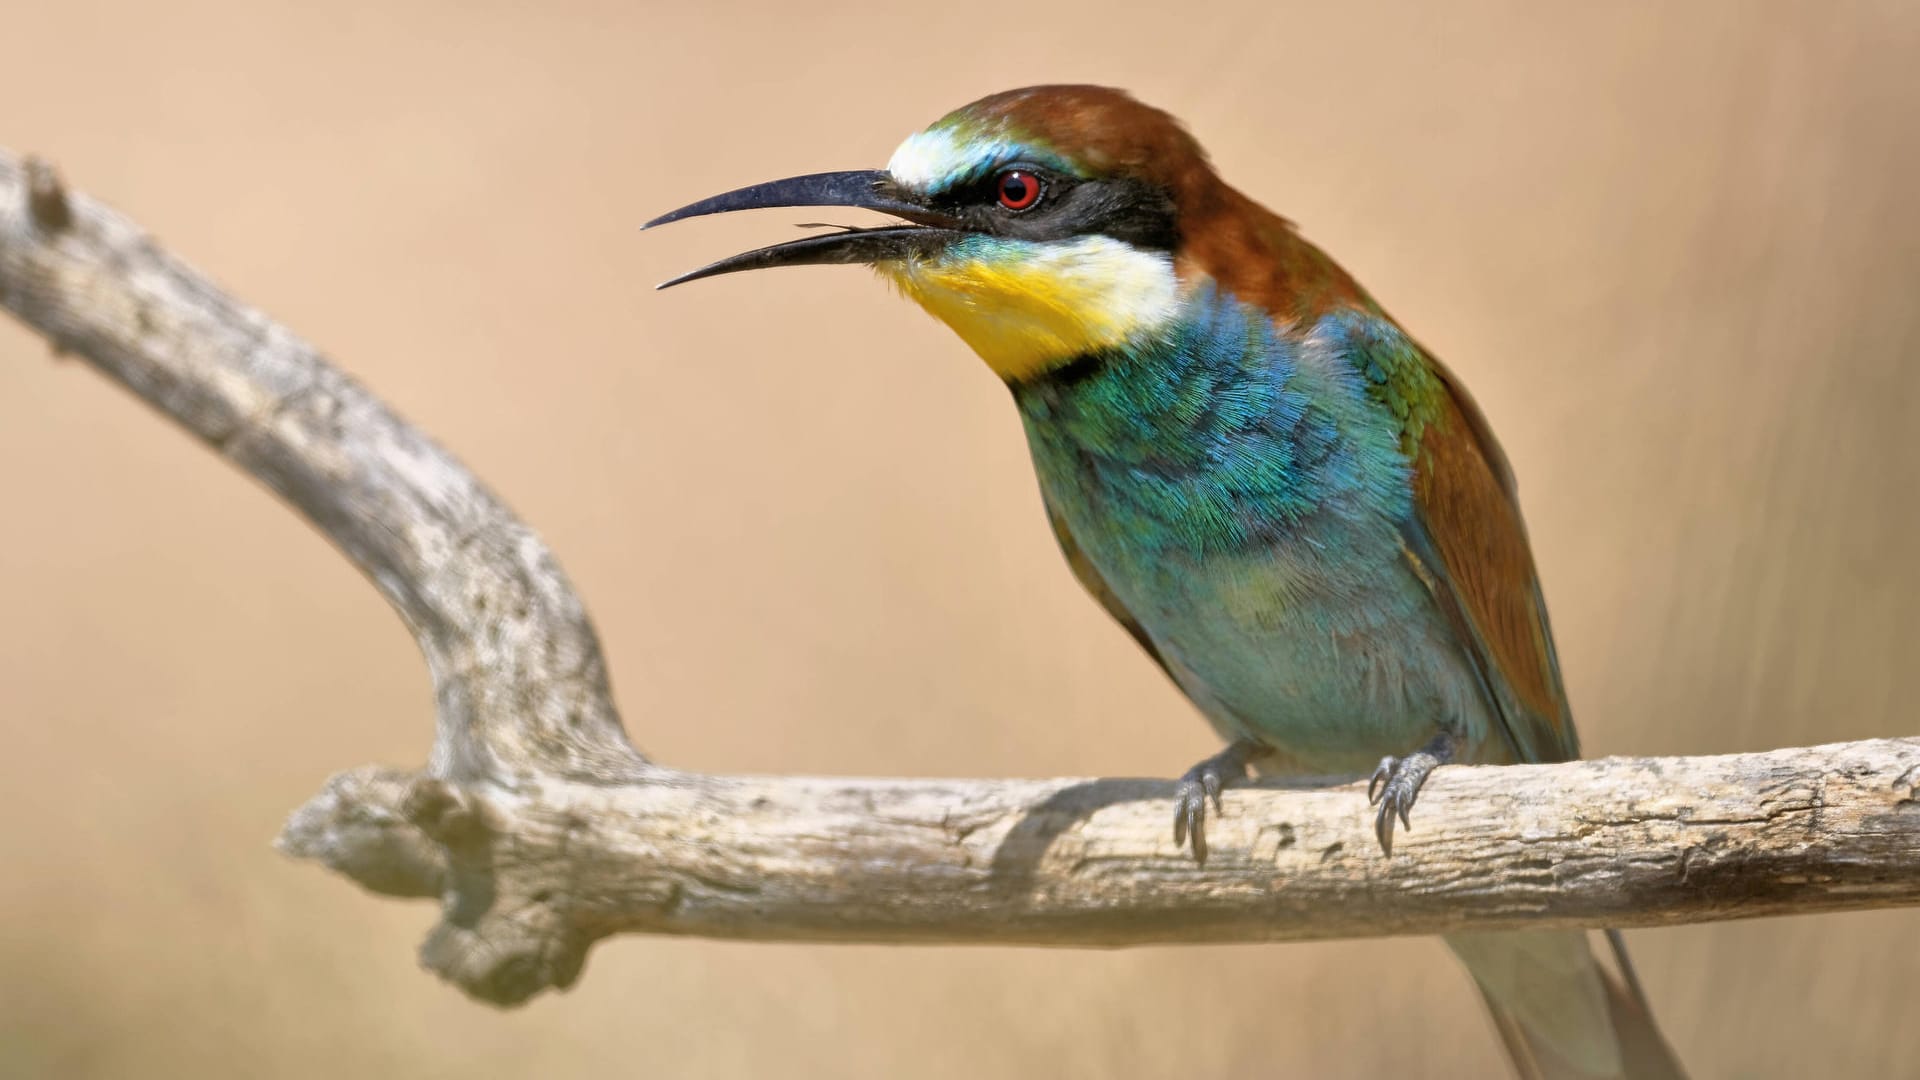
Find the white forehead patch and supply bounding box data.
[886,128,964,191]
[886,127,1024,194]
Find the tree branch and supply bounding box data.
[5,148,1917,1008]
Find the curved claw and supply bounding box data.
[1172,780,1211,865]
[1366,744,1449,857]
[1171,740,1265,866]
[1172,775,1221,864]
[1374,800,1398,857]
[1367,757,1393,805]
[1374,788,1418,856]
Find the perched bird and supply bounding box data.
[647,85,1685,1080]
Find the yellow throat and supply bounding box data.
[879,235,1180,383]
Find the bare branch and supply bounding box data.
[274,739,1920,999]
[0,148,641,786]
[5,147,1916,1008]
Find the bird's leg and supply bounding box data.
[1173,738,1270,865]
[1366,730,1463,857]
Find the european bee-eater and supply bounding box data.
[647,85,1685,1080]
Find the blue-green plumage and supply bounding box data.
[1017,291,1496,772]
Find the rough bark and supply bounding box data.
[4,148,1915,1008]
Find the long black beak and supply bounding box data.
[643,169,967,289]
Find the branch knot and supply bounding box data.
[23,157,72,233]
[404,776,488,849]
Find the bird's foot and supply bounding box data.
[1173,739,1268,865]
[1366,732,1460,857]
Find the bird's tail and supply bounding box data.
[1444,929,1687,1080]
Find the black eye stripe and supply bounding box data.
[933,164,1067,208]
[929,172,1178,252]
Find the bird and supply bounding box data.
[645,85,1686,1080]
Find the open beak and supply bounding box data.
[643,169,966,289]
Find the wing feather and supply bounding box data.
[1404,351,1577,764]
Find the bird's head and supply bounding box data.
[648,86,1265,383]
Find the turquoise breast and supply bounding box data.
[1014,290,1498,771]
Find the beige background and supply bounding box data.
[3,1,1916,1076]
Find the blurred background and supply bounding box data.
[2,0,1916,1076]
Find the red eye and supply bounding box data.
[995,170,1041,211]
